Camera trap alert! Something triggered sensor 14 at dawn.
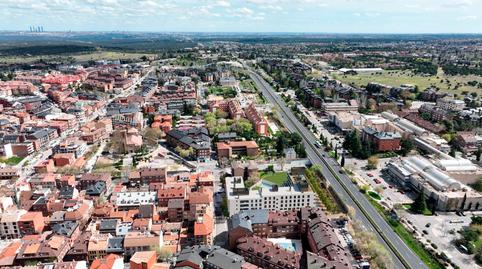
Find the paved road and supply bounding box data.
[249,71,427,269]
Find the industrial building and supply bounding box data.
[386,156,482,211]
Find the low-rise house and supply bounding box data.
[64,231,91,261]
[79,173,112,191]
[90,253,124,269]
[130,250,157,269]
[123,231,163,258]
[88,233,111,261]
[15,235,71,265]
[17,211,44,237]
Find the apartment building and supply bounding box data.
[245,103,269,136]
[225,176,314,216]
[436,97,466,111]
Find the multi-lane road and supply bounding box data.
[249,70,427,269]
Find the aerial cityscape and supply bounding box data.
[0,1,481,269]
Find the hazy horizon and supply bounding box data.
[0,0,481,33]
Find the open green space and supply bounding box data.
[367,190,382,200]
[240,79,257,92]
[205,86,237,98]
[333,69,481,96]
[305,167,340,213]
[0,156,24,165]
[260,171,289,186]
[0,51,156,64]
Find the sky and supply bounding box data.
[0,0,481,33]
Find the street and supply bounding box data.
[250,70,427,269]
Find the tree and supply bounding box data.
[460,193,467,213]
[340,154,345,167]
[275,135,287,155]
[266,164,274,173]
[153,246,173,262]
[110,130,126,154]
[334,145,338,160]
[367,156,379,170]
[411,192,428,214]
[476,146,482,162]
[399,138,413,156]
[234,119,253,137]
[472,179,482,192]
[143,127,163,147]
[351,131,363,157]
[366,98,377,111]
[450,147,456,157]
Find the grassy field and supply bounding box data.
[368,190,382,200]
[333,68,482,96]
[0,51,156,64]
[205,86,237,98]
[261,171,289,186]
[0,156,24,165]
[240,79,257,92]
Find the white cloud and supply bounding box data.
[457,15,477,21]
[443,0,472,8]
[216,1,230,7]
[237,7,254,16]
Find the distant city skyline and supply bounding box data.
[0,0,481,33]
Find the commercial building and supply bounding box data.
[321,100,358,115]
[386,156,482,211]
[381,111,428,136]
[216,141,259,159]
[362,126,401,152]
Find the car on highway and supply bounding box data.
[314,141,322,148]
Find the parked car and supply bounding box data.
[367,173,374,177]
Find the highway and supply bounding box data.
[249,71,428,269]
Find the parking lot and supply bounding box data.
[401,211,478,268]
[345,157,413,206]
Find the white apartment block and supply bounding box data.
[114,191,157,209]
[225,176,314,216]
[436,98,465,111]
